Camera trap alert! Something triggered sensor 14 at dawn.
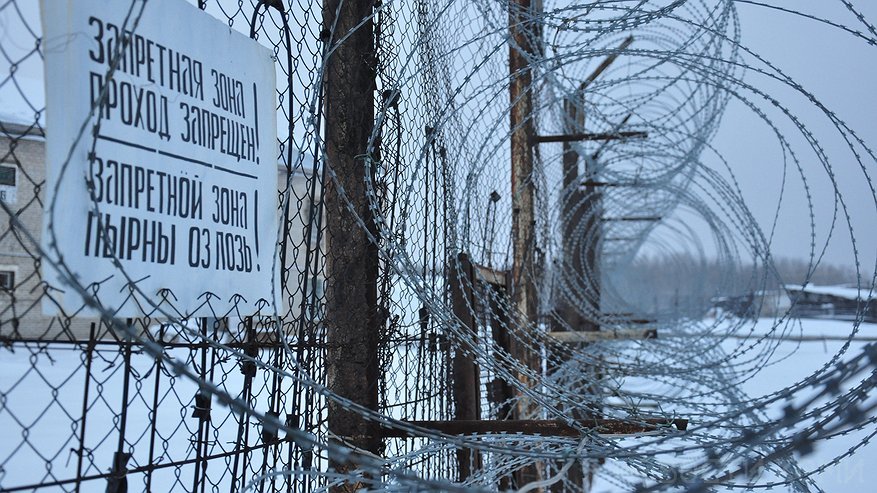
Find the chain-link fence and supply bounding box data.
[3,1,877,492]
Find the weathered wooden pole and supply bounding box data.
[449,252,483,480]
[547,96,590,492]
[508,0,543,486]
[321,1,380,490]
[547,36,636,489]
[573,38,636,338]
[582,163,603,338]
[557,96,598,335]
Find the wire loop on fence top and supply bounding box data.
[1,1,877,492]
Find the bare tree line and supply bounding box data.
[603,254,864,318]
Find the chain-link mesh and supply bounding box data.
[3,1,877,492]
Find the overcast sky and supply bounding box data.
[706,1,877,273]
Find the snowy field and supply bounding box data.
[2,318,875,492]
[0,341,309,492]
[725,319,877,492]
[590,318,877,492]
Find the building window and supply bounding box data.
[0,164,16,204]
[0,165,14,186]
[0,270,14,291]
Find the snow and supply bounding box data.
[588,317,877,492]
[2,319,876,491]
[726,318,877,491]
[0,344,268,492]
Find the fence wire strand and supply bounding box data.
[2,0,877,492]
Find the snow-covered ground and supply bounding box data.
[585,318,877,493]
[726,319,877,492]
[2,318,875,491]
[0,342,302,492]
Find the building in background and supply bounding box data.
[785,284,877,323]
[711,285,877,323]
[710,289,792,319]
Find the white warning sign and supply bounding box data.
[40,0,279,317]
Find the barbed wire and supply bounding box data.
[1,0,877,492]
